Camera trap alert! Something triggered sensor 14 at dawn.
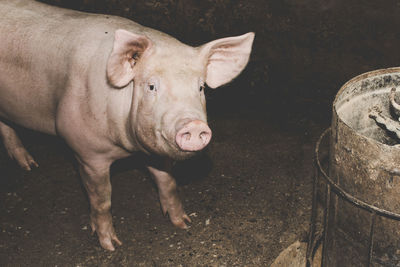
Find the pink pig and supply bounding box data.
[0,0,254,250]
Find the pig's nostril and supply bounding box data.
[200,132,209,144]
[182,132,191,141]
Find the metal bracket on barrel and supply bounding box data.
[307,128,400,267]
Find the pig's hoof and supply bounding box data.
[91,220,122,251]
[99,234,122,251]
[159,196,192,229]
[9,147,39,171]
[168,211,192,229]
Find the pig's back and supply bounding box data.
[0,0,137,134]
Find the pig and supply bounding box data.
[0,0,254,251]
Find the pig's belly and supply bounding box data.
[0,68,58,135]
[0,96,57,135]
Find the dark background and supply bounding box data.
[40,0,400,121]
[2,0,400,266]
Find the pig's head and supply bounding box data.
[106,29,254,160]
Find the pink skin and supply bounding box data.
[77,160,122,250]
[0,1,254,251]
[0,121,39,171]
[176,120,212,152]
[147,159,192,228]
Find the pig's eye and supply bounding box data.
[146,79,158,94]
[199,85,205,92]
[132,53,139,60]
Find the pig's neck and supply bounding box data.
[69,46,141,160]
[105,82,142,154]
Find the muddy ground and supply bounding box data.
[2,0,400,266]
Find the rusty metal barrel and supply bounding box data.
[311,67,400,267]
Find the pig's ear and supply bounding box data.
[107,29,152,88]
[200,32,255,89]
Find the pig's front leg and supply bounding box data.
[77,160,122,251]
[147,159,191,229]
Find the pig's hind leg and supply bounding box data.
[0,120,38,170]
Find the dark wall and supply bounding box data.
[38,0,400,120]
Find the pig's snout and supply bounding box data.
[175,120,211,152]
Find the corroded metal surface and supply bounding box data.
[327,67,400,266]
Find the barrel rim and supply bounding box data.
[333,66,400,149]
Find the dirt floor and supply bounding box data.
[2,0,400,266]
[0,110,325,266]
